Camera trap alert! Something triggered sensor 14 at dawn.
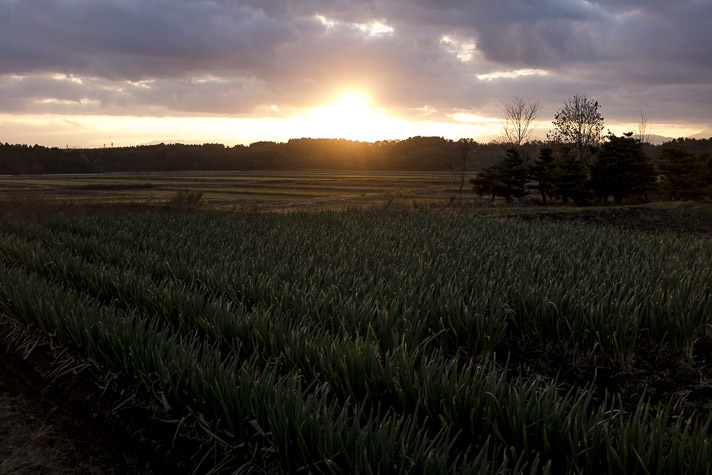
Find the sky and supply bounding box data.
[1,0,711,148]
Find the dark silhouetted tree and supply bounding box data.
[529,147,556,204]
[549,94,604,163]
[470,167,498,202]
[470,148,529,203]
[494,148,530,202]
[635,109,651,145]
[551,146,593,205]
[450,138,477,203]
[501,96,542,150]
[590,133,656,204]
[658,143,711,200]
[703,153,712,197]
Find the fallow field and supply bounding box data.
[0,170,456,211]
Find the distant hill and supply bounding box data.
[140,139,211,146]
[647,134,675,145]
[642,131,712,145]
[690,130,712,140]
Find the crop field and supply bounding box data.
[0,171,457,210]
[0,208,711,473]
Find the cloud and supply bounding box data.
[0,0,709,134]
[0,0,292,80]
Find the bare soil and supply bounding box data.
[0,354,142,474]
[0,320,208,474]
[510,204,712,237]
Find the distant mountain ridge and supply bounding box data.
[646,134,674,145]
[690,130,712,140]
[140,139,210,146]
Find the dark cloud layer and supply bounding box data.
[1,0,710,132]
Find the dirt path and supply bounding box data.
[0,353,145,474]
[0,344,205,475]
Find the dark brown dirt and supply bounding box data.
[0,198,167,223]
[498,335,712,416]
[511,204,712,237]
[0,354,140,474]
[0,320,211,474]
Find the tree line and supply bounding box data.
[0,136,529,175]
[0,137,487,174]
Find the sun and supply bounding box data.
[329,93,371,118]
[305,91,391,141]
[287,89,486,142]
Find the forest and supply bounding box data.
[0,137,485,174]
[0,136,705,173]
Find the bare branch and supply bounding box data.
[449,138,477,204]
[501,95,543,149]
[635,109,651,145]
[549,93,604,162]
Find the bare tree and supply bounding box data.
[450,138,477,204]
[549,93,604,162]
[501,95,543,149]
[635,109,651,145]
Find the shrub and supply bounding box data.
[169,189,204,209]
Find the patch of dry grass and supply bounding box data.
[0,381,97,474]
[0,192,164,222]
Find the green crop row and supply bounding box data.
[0,209,711,473]
[5,209,710,362]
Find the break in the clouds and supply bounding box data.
[1,0,711,145]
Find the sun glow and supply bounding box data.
[302,92,398,141]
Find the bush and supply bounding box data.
[169,189,204,209]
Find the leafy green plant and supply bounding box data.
[1,209,710,473]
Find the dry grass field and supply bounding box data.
[0,170,460,213]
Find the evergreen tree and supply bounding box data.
[552,146,593,205]
[658,143,710,200]
[470,166,498,202]
[492,148,530,203]
[529,147,556,204]
[590,133,656,204]
[470,148,529,203]
[702,153,712,197]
